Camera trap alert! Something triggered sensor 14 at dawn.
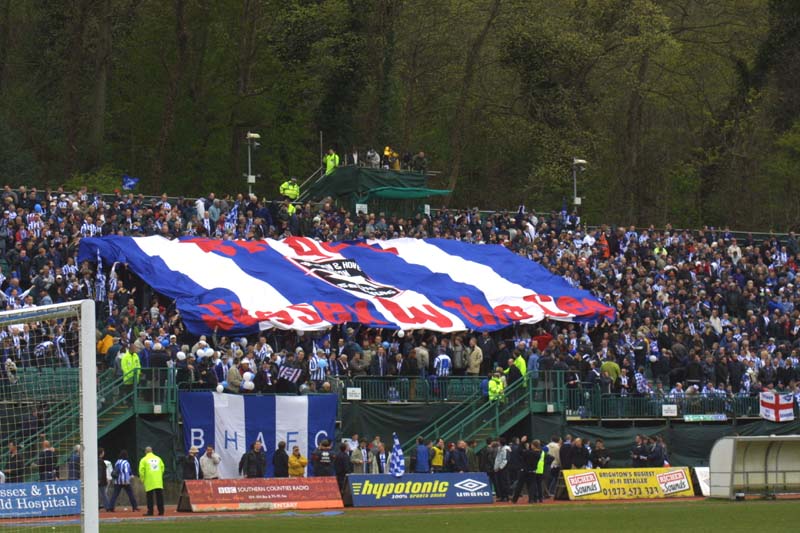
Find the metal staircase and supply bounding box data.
[402,371,567,454]
[0,368,167,481]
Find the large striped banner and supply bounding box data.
[79,236,614,335]
[179,392,337,479]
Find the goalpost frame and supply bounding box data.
[0,300,99,532]
[79,300,99,533]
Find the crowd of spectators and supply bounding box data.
[0,183,799,409]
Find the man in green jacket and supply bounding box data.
[513,348,528,384]
[323,147,339,175]
[488,372,505,402]
[279,177,300,201]
[138,446,165,516]
[120,347,141,386]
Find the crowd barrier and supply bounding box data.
[561,467,695,500]
[176,478,343,512]
[346,473,493,507]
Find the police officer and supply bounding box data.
[323,147,339,175]
[279,177,299,201]
[513,440,546,504]
[120,345,141,390]
[488,371,504,402]
[138,446,165,516]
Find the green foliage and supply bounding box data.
[2,0,800,229]
[62,165,124,193]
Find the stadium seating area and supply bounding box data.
[0,183,798,465]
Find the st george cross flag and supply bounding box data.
[760,391,795,422]
[78,236,614,336]
[389,432,405,478]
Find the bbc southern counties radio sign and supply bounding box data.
[348,473,494,507]
[562,468,694,500]
[0,481,80,518]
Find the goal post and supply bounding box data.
[0,300,98,532]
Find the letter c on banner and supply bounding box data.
[315,430,329,447]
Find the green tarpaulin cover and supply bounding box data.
[306,166,449,201]
[364,187,451,200]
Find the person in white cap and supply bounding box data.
[182,446,202,480]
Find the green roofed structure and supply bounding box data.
[303,166,450,215]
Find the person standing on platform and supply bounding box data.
[273,441,290,478]
[239,441,266,478]
[288,446,308,477]
[413,437,431,474]
[334,442,352,494]
[312,440,335,477]
[182,446,202,480]
[351,439,372,474]
[138,446,165,516]
[323,148,340,175]
[199,445,221,480]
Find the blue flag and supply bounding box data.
[122,175,140,190]
[224,202,239,231]
[94,250,106,303]
[390,432,405,477]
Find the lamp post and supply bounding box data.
[246,132,261,195]
[572,157,587,208]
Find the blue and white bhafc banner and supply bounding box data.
[179,392,337,479]
[79,236,614,335]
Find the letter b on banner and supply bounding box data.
[191,429,205,449]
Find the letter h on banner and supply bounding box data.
[225,431,240,451]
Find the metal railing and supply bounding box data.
[565,388,761,419]
[135,368,178,412]
[337,375,485,403]
[401,370,570,453]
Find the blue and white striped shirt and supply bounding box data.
[309,355,326,382]
[80,222,99,237]
[61,263,78,277]
[114,459,133,485]
[434,354,451,377]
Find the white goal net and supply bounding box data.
[0,301,97,532]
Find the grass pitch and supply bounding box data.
[97,500,797,532]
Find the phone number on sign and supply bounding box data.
[601,486,660,497]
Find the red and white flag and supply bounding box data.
[759,391,795,422]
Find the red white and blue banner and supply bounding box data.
[79,236,614,335]
[759,391,795,422]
